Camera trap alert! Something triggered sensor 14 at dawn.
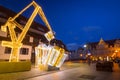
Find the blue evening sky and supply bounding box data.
[0,0,120,47]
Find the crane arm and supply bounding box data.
[32,1,54,41]
[12,1,34,21]
[17,6,40,43]
[7,22,17,42]
[15,1,54,42]
[32,1,53,31]
[13,20,23,30]
[38,7,52,31]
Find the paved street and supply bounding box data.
[25,62,120,80]
[0,61,120,80]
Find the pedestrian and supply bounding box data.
[118,60,120,68]
[87,56,91,66]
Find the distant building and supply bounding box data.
[87,38,120,60]
[77,47,86,59]
[68,47,85,60]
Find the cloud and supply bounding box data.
[82,26,101,32]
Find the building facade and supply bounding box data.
[0,5,49,61]
[87,38,120,60]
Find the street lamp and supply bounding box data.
[83,44,87,58]
[84,44,87,48]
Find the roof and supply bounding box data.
[50,39,68,51]
[88,38,120,48]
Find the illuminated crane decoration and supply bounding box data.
[1,1,54,62]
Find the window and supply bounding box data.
[20,48,29,55]
[30,36,33,42]
[5,47,11,54]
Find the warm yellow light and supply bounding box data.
[111,53,116,57]
[48,46,60,66]
[56,53,67,68]
[35,44,67,70]
[115,50,118,53]
[80,54,82,57]
[86,54,88,57]
[35,43,49,67]
[1,41,22,48]
[99,57,103,61]
[44,31,54,41]
[1,1,55,62]
[1,25,7,32]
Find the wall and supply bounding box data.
[0,44,32,61]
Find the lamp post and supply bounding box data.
[83,44,87,59]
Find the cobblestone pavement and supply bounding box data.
[0,62,120,80]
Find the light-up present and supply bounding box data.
[47,46,67,68]
[35,43,67,69]
[44,31,55,41]
[35,43,48,67]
